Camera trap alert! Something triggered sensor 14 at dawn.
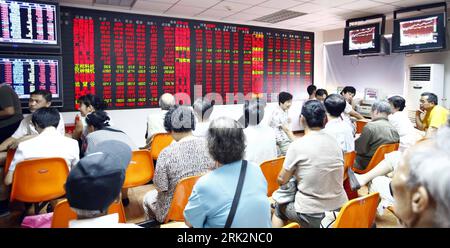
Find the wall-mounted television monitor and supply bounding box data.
[0,54,63,107]
[343,23,381,55]
[392,13,446,53]
[0,0,61,54]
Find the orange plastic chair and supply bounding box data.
[356,120,369,134]
[260,157,285,197]
[343,151,356,181]
[282,222,300,228]
[150,133,174,161]
[164,175,201,223]
[3,148,16,174]
[51,199,126,228]
[10,157,69,214]
[122,150,154,188]
[352,143,399,174]
[334,192,379,228]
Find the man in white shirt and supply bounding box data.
[4,107,79,186]
[144,93,175,147]
[0,89,65,153]
[65,140,139,228]
[323,94,354,153]
[340,86,365,134]
[243,98,277,165]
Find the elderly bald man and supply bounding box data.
[145,93,175,146]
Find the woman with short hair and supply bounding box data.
[184,117,271,228]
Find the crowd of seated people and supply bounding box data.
[1,81,450,228]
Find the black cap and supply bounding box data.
[65,140,132,211]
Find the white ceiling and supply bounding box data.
[60,0,449,32]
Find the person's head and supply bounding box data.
[307,85,317,98]
[65,140,132,218]
[193,98,214,122]
[301,100,326,130]
[31,107,60,133]
[370,100,391,119]
[392,135,450,228]
[420,92,438,111]
[324,94,346,118]
[85,110,111,133]
[244,98,266,128]
[159,93,176,111]
[164,105,195,141]
[29,90,52,113]
[388,95,406,113]
[278,92,293,111]
[78,94,107,117]
[207,117,245,166]
[340,86,356,102]
[315,89,328,102]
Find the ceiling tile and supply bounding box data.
[165,5,204,16]
[227,0,268,5]
[212,1,253,12]
[197,9,234,18]
[372,0,404,3]
[176,0,221,9]
[391,0,443,8]
[311,0,358,8]
[258,0,304,10]
[132,1,172,12]
[339,0,382,10]
[224,12,261,21]
[61,0,94,5]
[289,2,327,13]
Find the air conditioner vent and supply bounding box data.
[253,10,306,24]
[95,0,135,7]
[410,66,431,81]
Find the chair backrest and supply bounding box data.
[356,120,369,134]
[123,150,154,188]
[10,157,69,203]
[353,143,399,174]
[334,192,379,228]
[164,175,201,223]
[3,148,16,174]
[150,133,174,161]
[260,156,285,197]
[283,222,300,228]
[343,151,356,181]
[51,199,126,228]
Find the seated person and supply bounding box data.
[65,140,139,228]
[0,89,65,152]
[391,121,450,227]
[72,94,107,155]
[184,117,271,228]
[144,93,175,146]
[84,110,136,155]
[272,100,348,228]
[354,100,400,170]
[323,94,354,153]
[315,88,328,102]
[142,106,213,223]
[269,92,295,156]
[388,95,424,152]
[192,98,214,138]
[5,107,79,186]
[340,86,365,134]
[415,92,448,138]
[243,98,277,165]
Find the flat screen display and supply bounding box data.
[392,13,446,53]
[0,0,60,53]
[343,23,381,55]
[0,54,63,106]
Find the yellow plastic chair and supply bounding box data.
[10,157,69,214]
[282,222,300,228]
[164,175,201,223]
[353,143,399,174]
[334,192,379,228]
[122,150,154,188]
[51,199,126,228]
[150,133,174,161]
[260,157,285,197]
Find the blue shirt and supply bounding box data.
[184,160,271,228]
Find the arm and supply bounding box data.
[72,117,83,140]
[8,135,37,149]
[4,170,13,186]
[415,110,425,131]
[281,124,296,141]
[0,137,16,152]
[349,110,365,120]
[277,168,294,186]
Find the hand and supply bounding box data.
[416,109,424,116]
[8,139,20,149]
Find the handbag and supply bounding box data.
[21,213,53,228]
[224,160,247,228]
[272,178,297,204]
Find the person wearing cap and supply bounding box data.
[4,107,79,186]
[65,140,140,228]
